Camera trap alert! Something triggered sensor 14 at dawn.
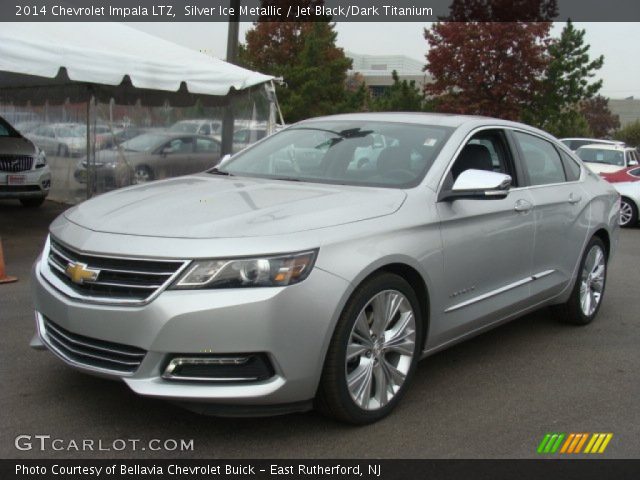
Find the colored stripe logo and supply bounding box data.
[537,433,613,454]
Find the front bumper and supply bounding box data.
[0,169,51,199]
[31,258,351,409]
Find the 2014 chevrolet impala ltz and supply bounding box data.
[31,113,620,423]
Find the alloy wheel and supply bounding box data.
[345,290,416,411]
[620,200,633,226]
[579,245,606,317]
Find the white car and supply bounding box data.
[575,144,639,174]
[0,115,50,207]
[613,181,640,227]
[560,137,624,151]
[169,119,221,137]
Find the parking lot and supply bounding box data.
[1,200,638,459]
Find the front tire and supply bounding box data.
[552,236,607,325]
[619,197,638,228]
[316,273,423,424]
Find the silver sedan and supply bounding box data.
[31,113,619,424]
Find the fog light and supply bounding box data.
[162,354,274,382]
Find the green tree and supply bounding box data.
[369,71,426,112]
[614,120,640,148]
[525,20,604,135]
[239,5,356,122]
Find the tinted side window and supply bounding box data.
[559,150,581,182]
[629,167,640,178]
[514,132,567,186]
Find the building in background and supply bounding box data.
[346,52,432,97]
[609,98,640,127]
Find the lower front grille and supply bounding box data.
[41,316,146,375]
[0,155,34,172]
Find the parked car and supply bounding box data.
[575,144,639,174]
[232,127,267,152]
[611,181,640,227]
[74,132,222,189]
[26,123,87,157]
[560,137,625,151]
[31,113,619,423]
[169,119,221,137]
[600,165,640,184]
[0,115,50,207]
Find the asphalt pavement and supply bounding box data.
[1,200,638,459]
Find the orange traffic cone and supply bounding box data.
[0,237,17,284]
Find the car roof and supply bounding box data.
[294,112,552,135]
[560,137,623,143]
[577,143,633,151]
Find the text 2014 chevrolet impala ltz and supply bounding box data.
[31,113,619,424]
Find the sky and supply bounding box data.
[129,22,640,99]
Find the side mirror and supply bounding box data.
[629,159,638,166]
[439,169,512,201]
[160,146,172,156]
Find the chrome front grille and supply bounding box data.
[41,316,146,374]
[46,238,187,304]
[0,154,34,172]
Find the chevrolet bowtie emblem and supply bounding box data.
[65,262,100,285]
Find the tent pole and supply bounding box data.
[222,0,241,156]
[86,94,91,200]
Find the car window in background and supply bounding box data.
[196,137,220,153]
[120,133,166,152]
[559,150,581,181]
[514,131,567,186]
[165,137,194,154]
[576,147,625,166]
[169,122,199,134]
[630,167,640,178]
[220,121,453,188]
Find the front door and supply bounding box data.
[434,129,535,344]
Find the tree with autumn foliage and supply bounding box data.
[239,0,355,123]
[423,0,556,120]
[580,95,620,137]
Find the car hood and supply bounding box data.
[585,162,624,174]
[64,174,407,238]
[0,136,37,155]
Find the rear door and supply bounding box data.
[435,128,535,343]
[510,131,590,301]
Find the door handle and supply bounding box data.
[568,193,582,204]
[514,199,532,212]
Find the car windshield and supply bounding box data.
[120,133,167,152]
[217,121,453,188]
[0,117,21,137]
[169,122,199,134]
[576,148,625,166]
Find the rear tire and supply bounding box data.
[316,273,423,424]
[19,197,45,208]
[619,197,638,228]
[552,236,607,325]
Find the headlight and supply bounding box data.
[171,250,317,289]
[34,149,47,168]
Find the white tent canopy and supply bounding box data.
[0,22,273,98]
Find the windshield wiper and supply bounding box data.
[272,176,302,182]
[208,167,234,176]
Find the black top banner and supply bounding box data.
[4,0,640,22]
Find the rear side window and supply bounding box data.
[629,167,640,178]
[559,150,581,181]
[513,131,567,186]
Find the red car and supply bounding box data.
[600,166,640,183]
